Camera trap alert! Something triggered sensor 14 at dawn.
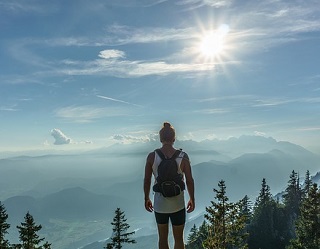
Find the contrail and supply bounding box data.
[96,95,143,107]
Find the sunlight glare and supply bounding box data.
[198,24,230,58]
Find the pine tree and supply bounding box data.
[105,243,114,249]
[249,178,281,249]
[105,208,136,249]
[239,195,252,226]
[186,221,208,249]
[16,212,51,249]
[42,241,52,249]
[197,220,208,248]
[238,195,252,247]
[186,224,199,248]
[302,170,312,199]
[287,183,320,249]
[0,202,11,249]
[204,180,248,249]
[283,170,302,216]
[282,170,302,239]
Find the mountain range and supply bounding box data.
[1,135,319,249]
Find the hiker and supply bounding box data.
[144,122,195,249]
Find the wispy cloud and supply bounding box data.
[252,98,293,107]
[198,95,255,103]
[56,54,217,78]
[253,96,320,107]
[4,1,320,81]
[0,1,53,14]
[198,94,320,107]
[176,0,233,8]
[254,131,267,137]
[105,25,194,45]
[0,106,19,112]
[43,26,194,47]
[54,105,133,123]
[193,108,230,114]
[111,133,158,144]
[96,95,143,107]
[296,127,320,132]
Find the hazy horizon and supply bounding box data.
[1,132,320,249]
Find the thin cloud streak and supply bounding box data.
[196,95,320,108]
[0,107,19,112]
[55,105,133,123]
[57,58,216,78]
[296,127,320,132]
[176,0,233,8]
[193,108,230,114]
[0,1,51,14]
[43,26,195,47]
[96,95,143,107]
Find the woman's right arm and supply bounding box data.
[183,154,195,213]
[144,152,154,212]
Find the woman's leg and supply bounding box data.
[172,224,185,249]
[157,223,170,249]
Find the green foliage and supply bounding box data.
[282,171,303,241]
[283,171,302,211]
[239,195,252,221]
[248,178,287,249]
[283,170,302,217]
[287,183,320,249]
[0,202,11,249]
[302,170,312,199]
[105,207,136,249]
[1,168,319,249]
[16,212,51,249]
[187,224,199,248]
[203,180,248,249]
[186,221,208,249]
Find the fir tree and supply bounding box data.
[238,195,252,246]
[105,208,136,249]
[186,224,199,248]
[16,212,50,249]
[197,220,208,248]
[239,195,252,226]
[186,221,208,249]
[282,170,302,239]
[204,180,248,249]
[302,170,312,198]
[287,183,320,249]
[0,202,11,249]
[105,243,114,249]
[42,241,52,249]
[249,178,284,249]
[283,170,302,216]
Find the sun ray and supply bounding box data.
[198,24,230,60]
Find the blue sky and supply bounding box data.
[1,0,320,153]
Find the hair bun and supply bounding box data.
[163,122,171,128]
[160,122,175,142]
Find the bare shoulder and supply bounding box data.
[182,151,190,161]
[146,151,155,164]
[180,151,191,172]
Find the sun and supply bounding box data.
[197,24,230,59]
[199,32,224,57]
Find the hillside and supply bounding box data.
[1,135,319,249]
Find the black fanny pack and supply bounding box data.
[153,181,184,197]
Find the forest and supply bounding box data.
[0,170,319,249]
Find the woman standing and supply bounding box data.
[144,122,195,249]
